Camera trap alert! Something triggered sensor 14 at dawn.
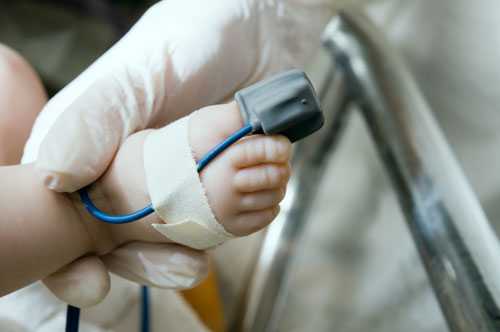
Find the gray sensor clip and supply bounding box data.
[235,69,324,142]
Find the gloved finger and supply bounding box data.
[101,242,209,289]
[43,255,110,308]
[34,76,130,192]
[27,0,333,193]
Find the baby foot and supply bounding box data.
[81,102,291,252]
[189,102,291,236]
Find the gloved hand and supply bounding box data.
[23,0,334,307]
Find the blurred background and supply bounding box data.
[1,1,499,331]
[0,1,152,95]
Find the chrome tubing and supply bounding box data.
[235,8,500,332]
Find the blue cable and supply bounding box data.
[67,123,254,332]
[79,191,155,224]
[196,124,253,172]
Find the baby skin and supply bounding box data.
[0,102,291,296]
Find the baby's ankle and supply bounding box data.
[74,130,167,252]
[70,188,117,255]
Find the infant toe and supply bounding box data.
[238,188,285,212]
[228,206,281,236]
[233,164,290,193]
[230,135,291,168]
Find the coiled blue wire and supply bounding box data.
[66,123,254,332]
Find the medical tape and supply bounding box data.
[143,115,234,250]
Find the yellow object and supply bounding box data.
[181,267,225,332]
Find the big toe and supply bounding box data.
[188,101,244,161]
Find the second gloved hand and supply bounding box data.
[23,0,334,307]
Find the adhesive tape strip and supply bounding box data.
[144,115,234,250]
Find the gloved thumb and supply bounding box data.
[26,4,168,192]
[32,76,133,192]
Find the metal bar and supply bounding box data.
[235,8,500,332]
[324,9,500,331]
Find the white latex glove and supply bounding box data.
[23,0,334,307]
